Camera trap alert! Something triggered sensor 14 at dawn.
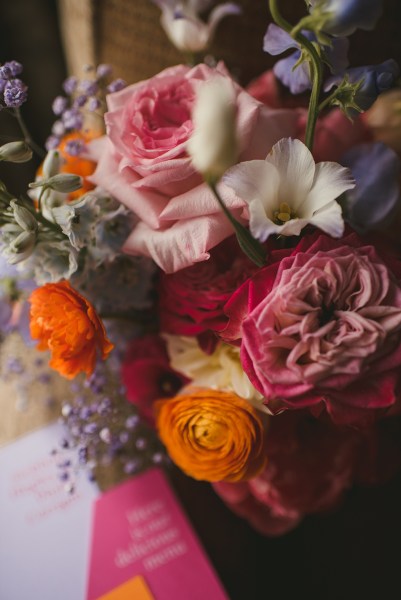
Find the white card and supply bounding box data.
[0,422,99,600]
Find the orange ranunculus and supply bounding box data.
[29,281,113,379]
[58,131,97,201]
[156,389,267,483]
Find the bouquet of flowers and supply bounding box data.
[2,0,401,535]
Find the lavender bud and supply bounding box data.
[52,95,68,115]
[45,135,60,151]
[65,139,86,156]
[0,64,13,80]
[62,108,83,130]
[73,94,88,109]
[52,120,65,136]
[96,64,112,79]
[124,460,140,475]
[4,79,28,108]
[87,97,101,112]
[125,415,140,430]
[80,79,98,96]
[0,141,32,163]
[107,78,126,93]
[63,76,78,95]
[135,437,148,451]
[99,427,112,444]
[7,61,23,77]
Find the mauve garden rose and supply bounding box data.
[213,411,360,535]
[122,334,188,424]
[159,236,257,345]
[223,232,401,425]
[214,410,401,535]
[89,63,298,273]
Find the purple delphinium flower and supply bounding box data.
[341,142,401,233]
[308,0,383,37]
[326,59,400,111]
[264,24,349,94]
[3,79,28,108]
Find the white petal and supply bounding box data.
[307,200,345,238]
[300,161,355,216]
[223,160,279,211]
[248,198,281,242]
[265,138,316,211]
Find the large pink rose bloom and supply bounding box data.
[89,63,298,272]
[223,232,401,425]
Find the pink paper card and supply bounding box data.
[86,468,229,600]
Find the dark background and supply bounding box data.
[1,1,401,599]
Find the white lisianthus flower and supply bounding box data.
[223,137,355,241]
[187,76,238,182]
[164,334,270,413]
[153,0,241,53]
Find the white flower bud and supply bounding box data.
[10,200,38,233]
[29,173,82,194]
[187,77,238,183]
[0,141,32,163]
[43,149,61,178]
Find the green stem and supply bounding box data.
[268,0,324,152]
[14,108,46,159]
[209,183,266,267]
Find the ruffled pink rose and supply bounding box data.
[213,410,358,536]
[223,232,401,425]
[89,63,298,273]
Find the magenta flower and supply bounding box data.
[223,232,401,425]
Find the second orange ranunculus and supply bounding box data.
[156,389,267,483]
[29,281,113,379]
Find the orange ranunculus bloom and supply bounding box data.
[156,389,267,483]
[57,131,97,201]
[29,281,113,379]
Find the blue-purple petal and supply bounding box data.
[263,23,299,56]
[342,142,401,232]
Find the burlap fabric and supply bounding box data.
[58,0,401,86]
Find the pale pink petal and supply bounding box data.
[160,181,245,221]
[123,211,243,273]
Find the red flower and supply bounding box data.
[122,334,188,424]
[159,236,257,349]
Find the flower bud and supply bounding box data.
[10,200,38,233]
[29,173,83,194]
[187,77,238,183]
[43,149,61,178]
[0,141,32,163]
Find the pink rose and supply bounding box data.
[213,411,360,535]
[89,63,298,272]
[223,232,401,425]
